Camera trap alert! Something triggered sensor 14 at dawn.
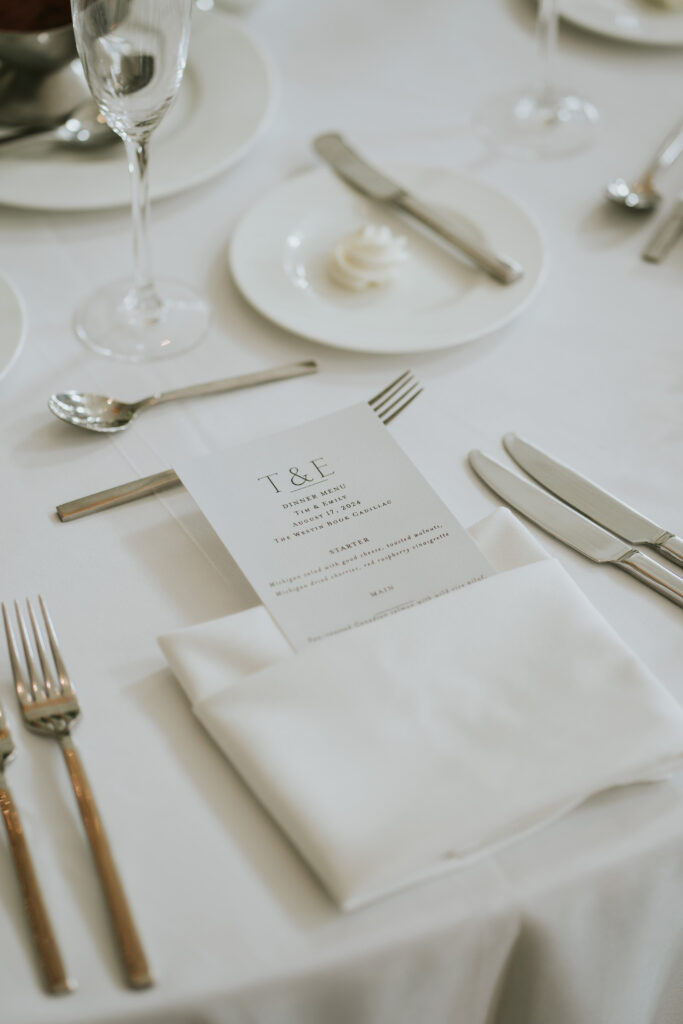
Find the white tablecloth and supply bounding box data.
[1,2,682,1022]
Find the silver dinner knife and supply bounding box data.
[313,133,523,285]
[468,450,683,608]
[642,194,683,263]
[502,433,683,569]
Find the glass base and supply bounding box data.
[474,86,599,159]
[73,278,210,362]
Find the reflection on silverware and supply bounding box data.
[313,132,524,285]
[2,597,154,990]
[55,370,423,521]
[641,193,683,262]
[502,433,683,568]
[0,666,74,995]
[469,450,683,608]
[0,98,114,151]
[606,114,683,212]
[48,360,319,433]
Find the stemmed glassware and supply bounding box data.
[475,0,599,159]
[70,0,209,360]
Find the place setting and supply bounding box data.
[1,0,683,1020]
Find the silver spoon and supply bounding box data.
[606,114,683,212]
[0,99,115,151]
[47,361,319,434]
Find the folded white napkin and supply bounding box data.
[159,510,683,909]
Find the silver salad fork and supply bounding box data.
[56,371,424,522]
[0,678,74,994]
[2,598,153,990]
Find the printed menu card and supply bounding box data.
[174,403,492,650]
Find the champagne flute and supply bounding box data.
[475,0,599,159]
[70,0,209,360]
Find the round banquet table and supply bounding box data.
[1,1,682,1022]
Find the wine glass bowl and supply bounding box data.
[70,0,209,361]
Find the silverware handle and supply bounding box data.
[396,193,524,284]
[655,533,683,568]
[57,469,181,521]
[59,738,153,989]
[147,359,318,407]
[644,116,683,180]
[0,782,74,994]
[642,202,683,263]
[618,549,683,608]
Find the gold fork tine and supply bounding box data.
[27,600,57,699]
[38,597,72,696]
[14,601,44,703]
[2,603,30,707]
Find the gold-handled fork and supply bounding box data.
[55,370,424,522]
[0,685,74,994]
[2,598,153,990]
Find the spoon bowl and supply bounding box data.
[48,391,141,433]
[606,176,660,212]
[0,99,116,151]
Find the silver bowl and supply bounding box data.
[0,20,77,74]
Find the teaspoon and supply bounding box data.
[606,114,683,212]
[48,361,319,434]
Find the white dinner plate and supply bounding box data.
[0,272,25,381]
[229,165,544,355]
[559,0,683,45]
[0,13,276,210]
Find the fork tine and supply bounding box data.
[368,370,412,411]
[27,599,57,699]
[14,601,44,702]
[2,603,30,706]
[38,597,73,696]
[376,380,421,422]
[380,383,424,426]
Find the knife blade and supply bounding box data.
[313,133,523,285]
[502,433,683,569]
[468,450,683,609]
[642,195,683,263]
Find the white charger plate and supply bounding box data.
[0,272,25,381]
[0,13,276,210]
[229,165,544,355]
[560,0,683,45]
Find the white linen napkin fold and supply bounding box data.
[159,509,683,909]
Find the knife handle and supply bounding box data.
[655,534,683,568]
[618,549,683,608]
[642,203,683,263]
[57,470,181,522]
[396,194,524,285]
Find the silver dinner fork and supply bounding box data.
[55,370,424,522]
[0,688,73,994]
[2,598,153,990]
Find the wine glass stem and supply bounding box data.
[536,0,558,105]
[125,137,162,324]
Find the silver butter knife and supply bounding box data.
[469,450,683,609]
[313,133,523,285]
[642,193,683,263]
[503,433,683,569]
